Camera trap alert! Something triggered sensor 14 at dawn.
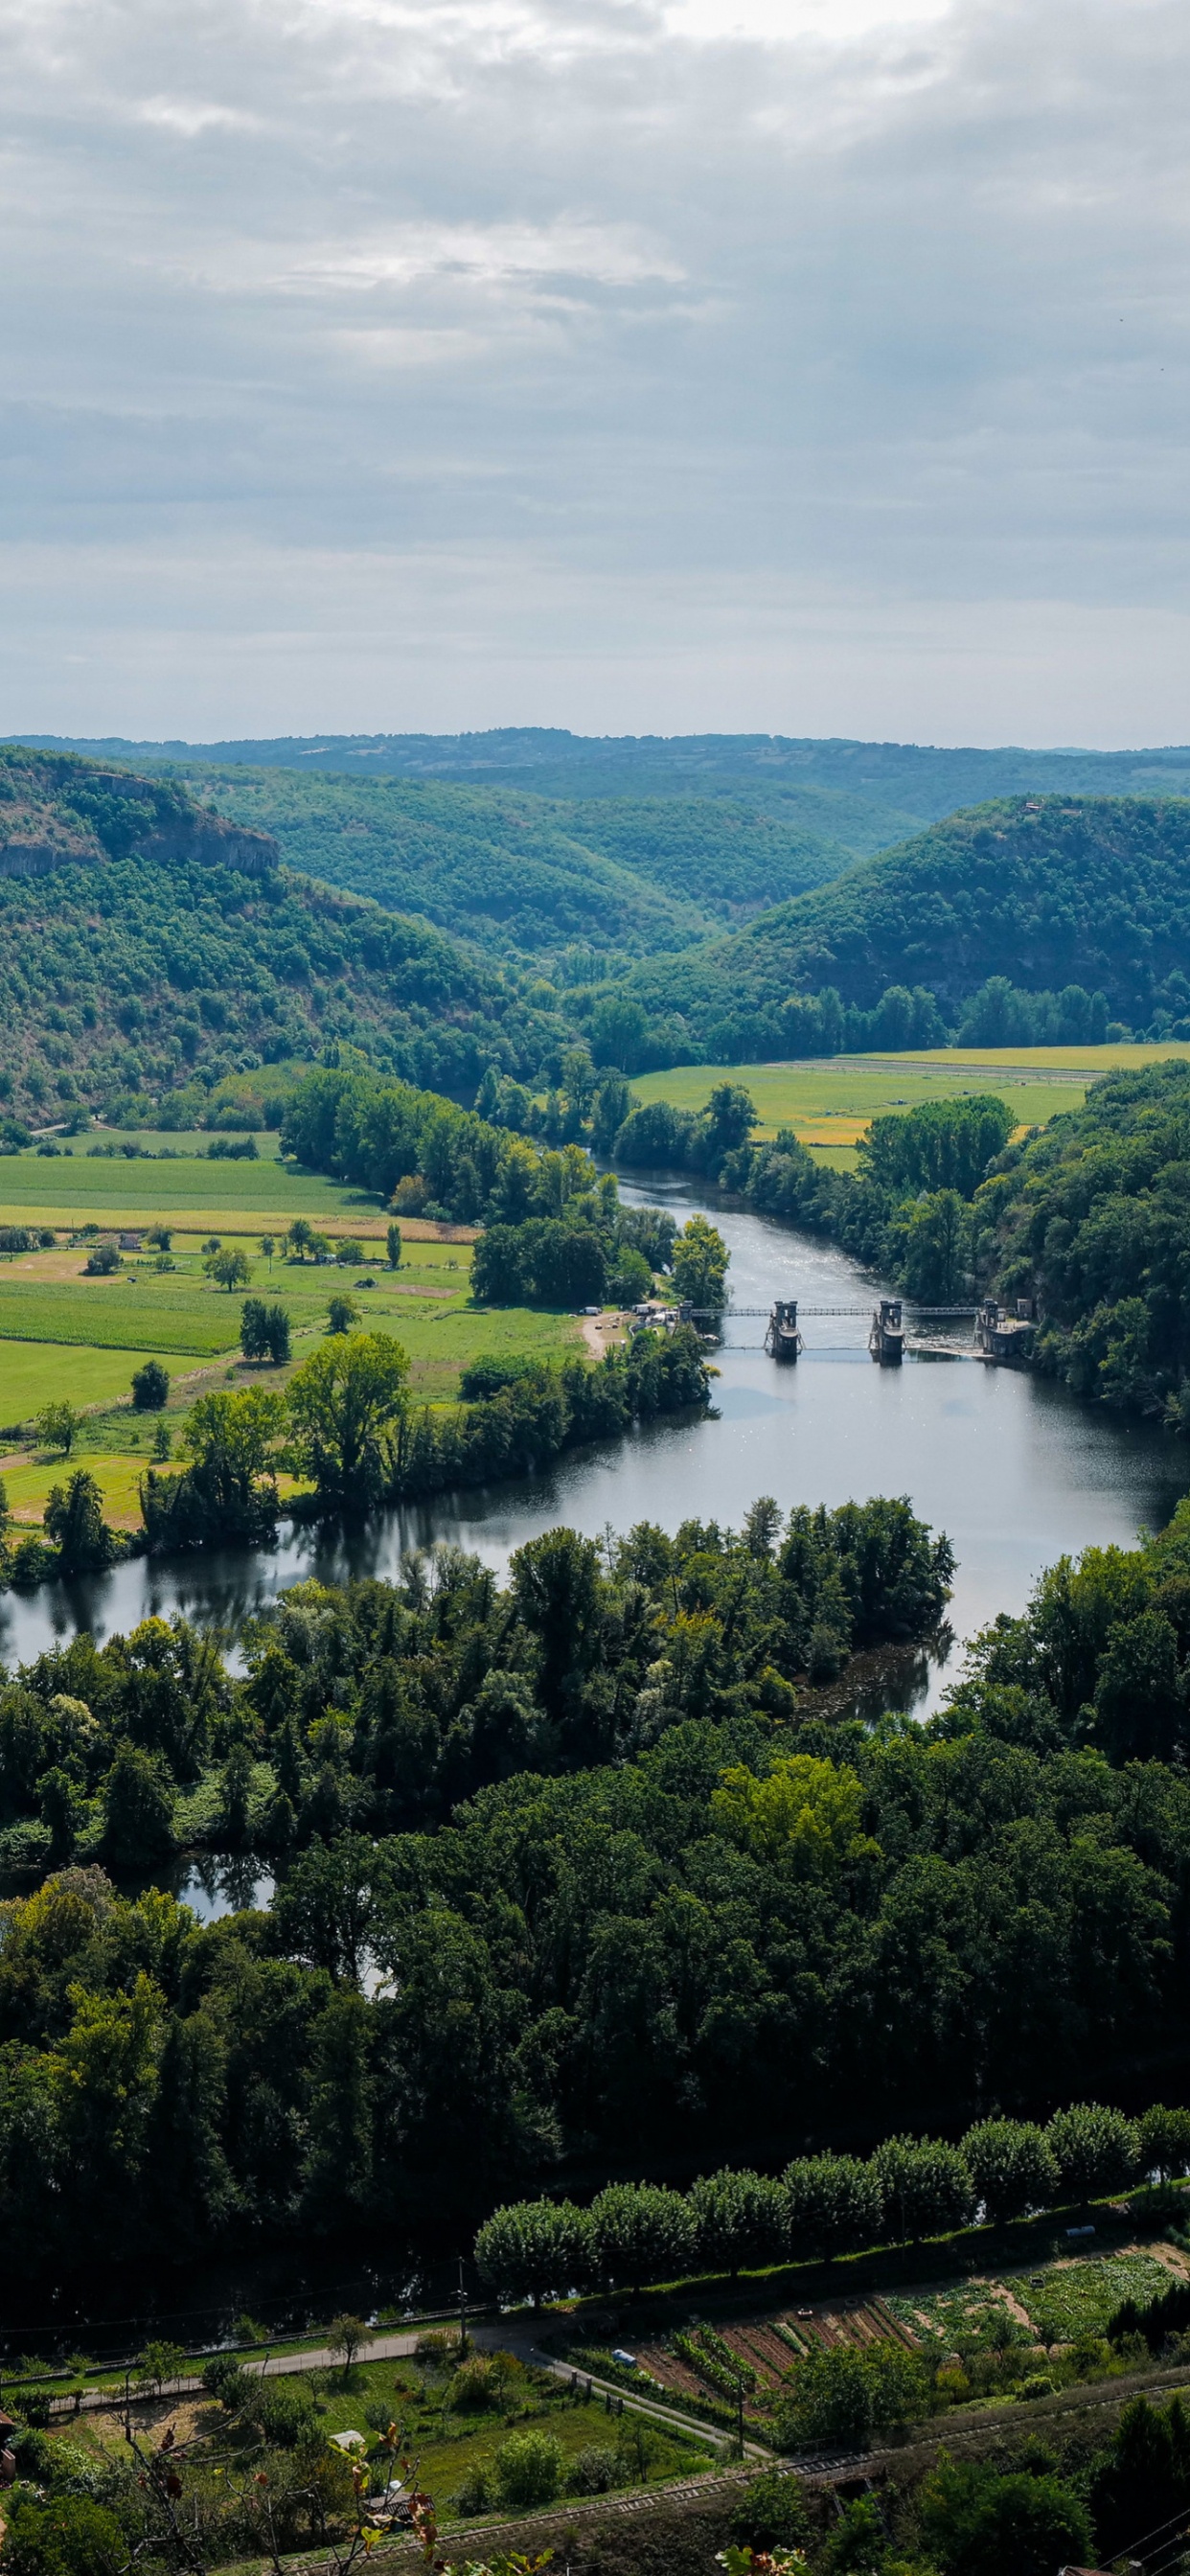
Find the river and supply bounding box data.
[2,1172,1186,1720]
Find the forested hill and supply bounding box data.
[622,795,1190,1039]
[0,746,572,1125]
[137,768,859,960]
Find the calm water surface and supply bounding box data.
[3,1172,1186,1713]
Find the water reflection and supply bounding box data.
[2,1170,1186,1719]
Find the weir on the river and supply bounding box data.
[689,1294,1033,1369]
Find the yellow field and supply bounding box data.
[629,1043,1190,1151]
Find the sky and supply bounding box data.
[1,0,1187,745]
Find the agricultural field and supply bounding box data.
[584,2296,914,2436]
[629,1041,1190,1162]
[888,2245,1185,2353]
[0,1141,378,1229]
[0,1210,582,1530]
[571,2234,1190,2442]
[57,2341,716,2541]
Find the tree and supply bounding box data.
[960,2119,1059,2222]
[135,2338,186,2394]
[783,2155,881,2262]
[589,993,648,1072]
[327,2312,372,2378]
[130,1360,170,1411]
[1094,1607,1187,1761]
[386,1221,401,1270]
[141,1383,286,1550]
[671,1213,729,1310]
[1089,2393,1190,2562]
[260,1233,276,1268]
[714,1755,868,1878]
[242,1298,291,1364]
[180,1386,286,1513]
[586,2180,697,2292]
[286,1331,409,1506]
[327,1294,359,1334]
[286,1218,314,1260]
[205,1247,252,1291]
[689,2168,788,2276]
[147,1226,172,1252]
[2,2496,127,2576]
[36,1399,82,1457]
[918,2453,1092,2576]
[102,1741,176,1858]
[871,2134,974,2242]
[473,2197,590,2310]
[269,1833,378,1984]
[705,1083,757,1159]
[304,1993,375,2220]
[897,1187,969,1302]
[44,1470,119,1575]
[1140,2102,1190,2180]
[776,2341,927,2450]
[591,1070,633,1153]
[1045,2100,1141,2199]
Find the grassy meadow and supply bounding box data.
[629,1041,1190,1163]
[0,1148,583,1530]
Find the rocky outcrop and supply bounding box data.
[0,760,280,881]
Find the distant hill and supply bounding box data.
[137,767,858,962]
[621,795,1190,1042]
[0,747,568,1128]
[23,724,1190,812]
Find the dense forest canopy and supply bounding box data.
[618,795,1190,1046]
[976,1057,1190,1423]
[151,770,857,962]
[0,748,583,1126]
[6,1493,1190,2277]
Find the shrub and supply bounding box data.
[252,2379,320,2448]
[565,2445,620,2495]
[451,2464,492,2517]
[492,2429,564,2511]
[729,2470,811,2552]
[448,2357,500,2411]
[202,2355,250,2409]
[1,2497,126,2576]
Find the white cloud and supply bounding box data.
[0,0,1187,739]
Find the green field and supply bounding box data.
[0,1342,180,1424]
[629,1042,1190,1154]
[0,1148,375,1222]
[0,1230,586,1526]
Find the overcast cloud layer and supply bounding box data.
[1,0,1187,743]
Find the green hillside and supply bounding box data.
[620,795,1190,1044]
[0,746,573,1129]
[139,766,862,959]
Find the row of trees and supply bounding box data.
[138,1320,714,1557]
[474,2097,1185,2304]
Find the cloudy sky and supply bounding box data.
[1,0,1186,744]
